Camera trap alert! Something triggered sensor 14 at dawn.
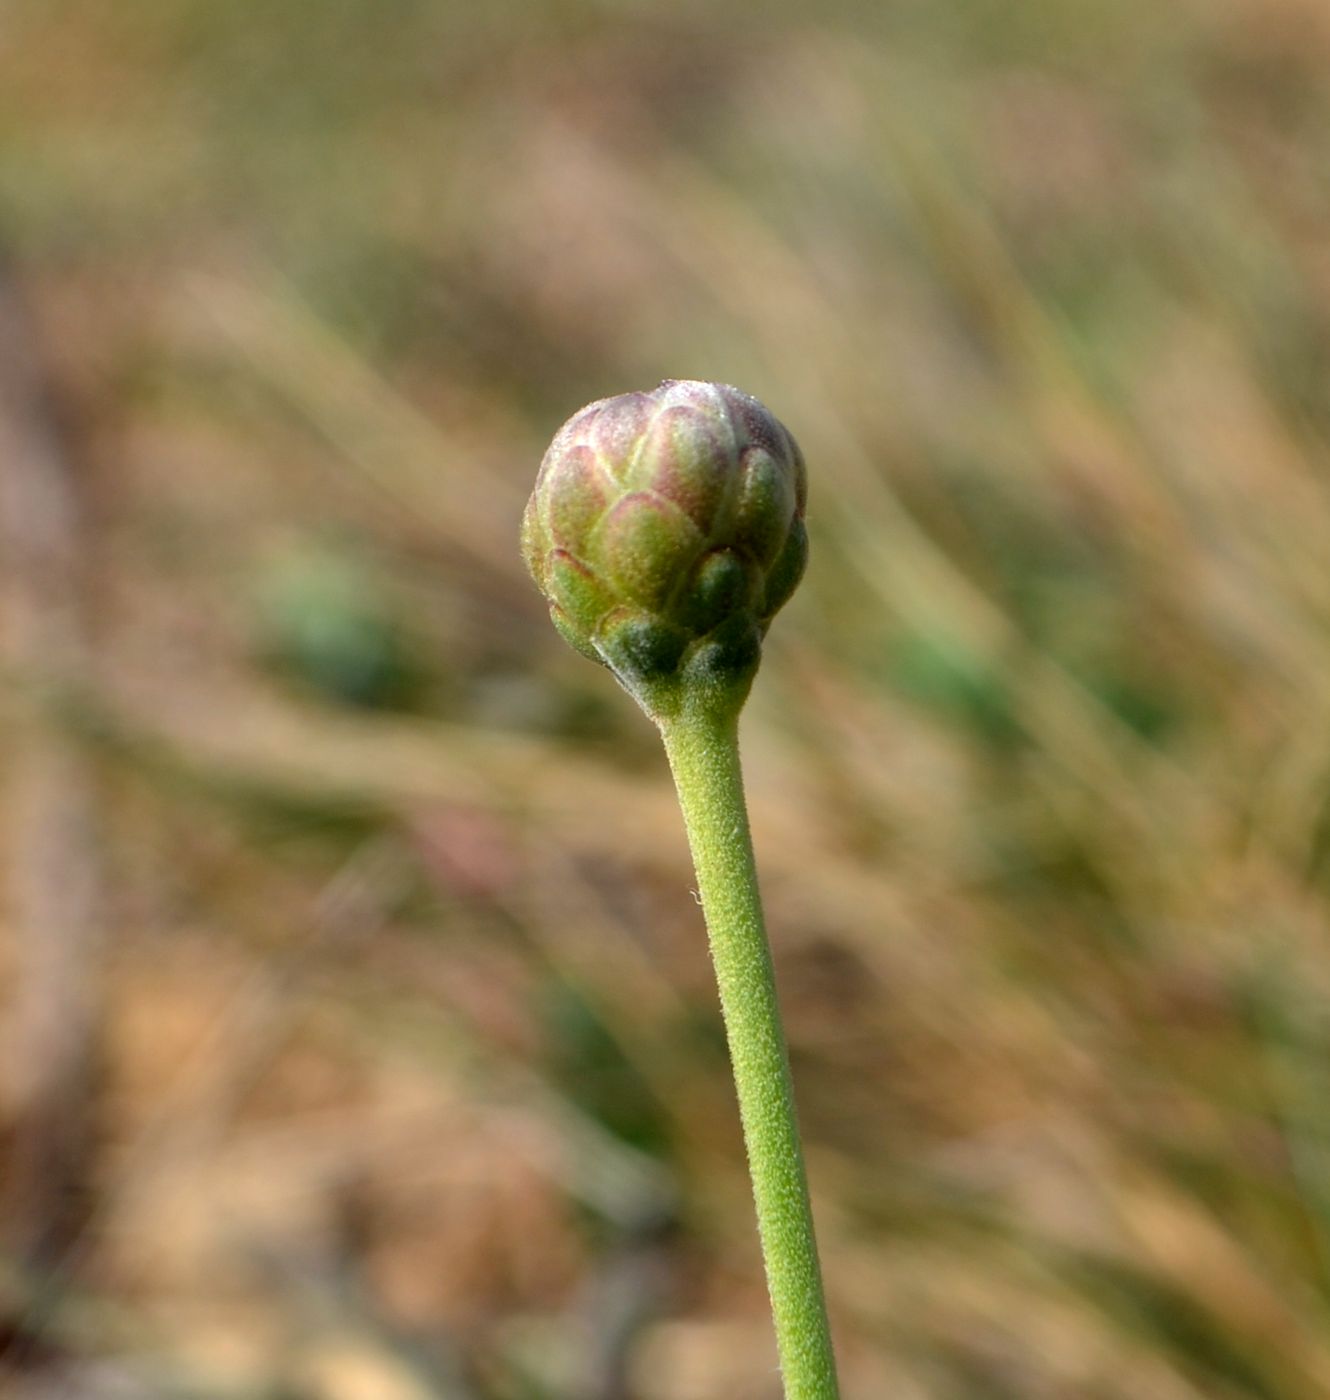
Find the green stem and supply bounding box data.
[658,701,840,1400]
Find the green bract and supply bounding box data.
[522,380,808,718]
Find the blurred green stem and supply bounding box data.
[659,703,839,1400]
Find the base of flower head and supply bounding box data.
[592,607,763,724]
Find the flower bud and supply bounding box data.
[522,380,807,716]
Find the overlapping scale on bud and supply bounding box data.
[522,380,807,714]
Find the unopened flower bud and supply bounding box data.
[522,380,807,717]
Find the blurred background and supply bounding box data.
[4,1,1330,1397]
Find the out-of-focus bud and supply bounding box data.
[522,380,807,717]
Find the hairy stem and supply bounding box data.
[659,703,839,1400]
